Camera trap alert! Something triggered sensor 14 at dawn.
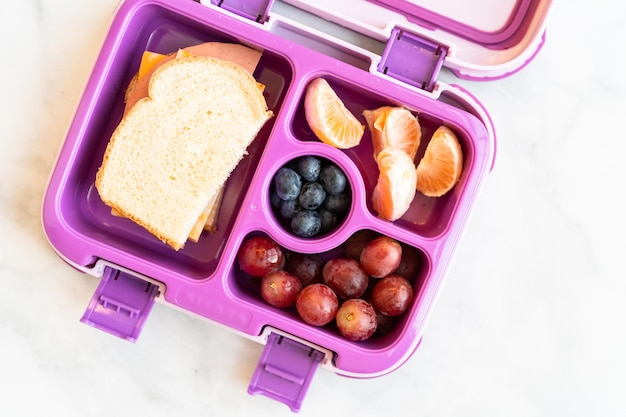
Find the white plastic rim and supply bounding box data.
[277,0,556,79]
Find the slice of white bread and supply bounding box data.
[136,44,262,237]
[96,56,273,250]
[125,43,263,115]
[187,185,224,242]
[116,44,264,240]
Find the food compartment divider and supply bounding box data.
[217,56,492,375]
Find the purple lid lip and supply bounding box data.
[209,0,274,22]
[369,0,540,49]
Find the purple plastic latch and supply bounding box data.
[378,27,448,92]
[80,267,159,342]
[248,333,324,412]
[209,0,274,23]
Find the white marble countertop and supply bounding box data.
[1,0,625,416]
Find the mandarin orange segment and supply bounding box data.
[415,126,463,197]
[363,106,391,158]
[372,148,417,221]
[363,106,421,161]
[304,78,364,149]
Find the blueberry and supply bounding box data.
[319,163,347,195]
[318,208,338,234]
[279,198,302,219]
[274,167,302,201]
[324,190,350,213]
[297,156,322,182]
[270,188,282,209]
[291,210,321,238]
[298,182,326,210]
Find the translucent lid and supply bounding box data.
[280,0,555,79]
[372,0,542,49]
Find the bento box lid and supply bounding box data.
[210,0,555,81]
[370,0,555,80]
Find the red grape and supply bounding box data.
[371,274,414,317]
[360,236,402,278]
[237,236,285,278]
[260,270,302,308]
[335,298,377,341]
[394,243,421,281]
[322,257,368,299]
[240,231,415,340]
[343,229,379,260]
[285,252,325,287]
[296,283,339,326]
[373,309,395,337]
[361,292,395,338]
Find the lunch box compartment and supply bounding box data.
[288,74,476,238]
[228,229,430,352]
[54,1,294,280]
[267,153,354,240]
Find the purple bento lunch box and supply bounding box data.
[42,0,554,411]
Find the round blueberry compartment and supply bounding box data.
[269,155,353,239]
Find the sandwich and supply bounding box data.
[95,43,273,250]
[114,43,265,242]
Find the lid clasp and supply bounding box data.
[209,0,274,23]
[248,332,324,412]
[80,267,159,342]
[378,27,448,92]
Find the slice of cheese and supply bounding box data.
[138,50,169,79]
[188,187,225,242]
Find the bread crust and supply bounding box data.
[124,43,262,116]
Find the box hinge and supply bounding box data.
[248,332,324,412]
[80,267,160,342]
[378,27,448,92]
[209,0,274,23]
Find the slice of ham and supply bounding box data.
[124,42,262,115]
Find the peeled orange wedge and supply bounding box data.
[372,148,417,221]
[363,106,421,161]
[415,126,463,197]
[304,78,364,149]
